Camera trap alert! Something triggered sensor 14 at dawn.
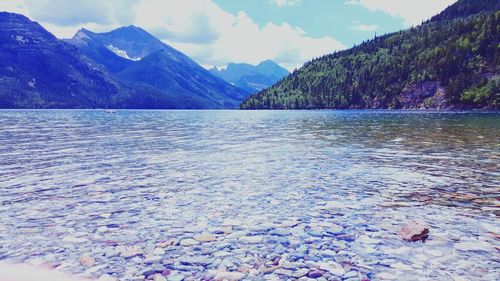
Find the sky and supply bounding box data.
[0,0,457,70]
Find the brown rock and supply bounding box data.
[400,221,429,242]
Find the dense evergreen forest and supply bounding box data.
[241,0,500,110]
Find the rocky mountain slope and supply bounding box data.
[0,13,247,109]
[67,26,247,109]
[0,12,122,108]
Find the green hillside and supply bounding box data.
[241,0,499,110]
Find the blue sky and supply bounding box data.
[0,0,457,70]
[215,0,405,48]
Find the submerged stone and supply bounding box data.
[400,221,429,242]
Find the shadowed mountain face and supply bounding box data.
[0,12,122,108]
[0,13,247,109]
[67,26,248,109]
[210,60,289,93]
[241,0,500,110]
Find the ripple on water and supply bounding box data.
[0,110,499,280]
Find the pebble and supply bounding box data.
[222,219,242,227]
[274,268,293,276]
[194,233,216,242]
[481,223,500,235]
[153,247,166,255]
[225,231,247,239]
[293,268,310,278]
[318,263,345,277]
[454,241,493,251]
[307,270,325,278]
[343,271,358,279]
[328,224,345,235]
[98,274,118,281]
[167,273,185,281]
[213,270,245,281]
[376,272,397,280]
[239,236,263,244]
[62,236,88,243]
[154,275,168,281]
[119,245,143,258]
[179,239,200,246]
[390,262,413,271]
[179,256,211,266]
[96,226,109,233]
[157,239,177,248]
[79,253,95,267]
[427,249,443,257]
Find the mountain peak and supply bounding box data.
[110,25,151,38]
[258,59,277,66]
[73,28,94,40]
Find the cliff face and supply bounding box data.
[398,82,448,110]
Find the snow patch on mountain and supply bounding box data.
[106,45,141,61]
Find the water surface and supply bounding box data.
[0,110,498,280]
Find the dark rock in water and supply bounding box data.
[143,269,163,277]
[307,269,325,278]
[400,221,430,242]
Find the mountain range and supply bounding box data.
[241,0,499,110]
[1,0,498,110]
[209,60,289,93]
[0,13,248,109]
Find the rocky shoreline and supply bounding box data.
[2,198,498,281]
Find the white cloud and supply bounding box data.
[344,0,360,5]
[0,0,344,70]
[345,0,457,26]
[351,24,379,32]
[272,0,302,7]
[161,9,345,70]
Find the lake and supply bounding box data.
[0,110,498,281]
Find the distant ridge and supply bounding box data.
[210,60,289,93]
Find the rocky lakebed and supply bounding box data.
[0,110,499,280]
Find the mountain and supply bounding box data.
[241,0,499,110]
[210,60,289,93]
[0,12,247,109]
[0,12,123,108]
[67,26,247,109]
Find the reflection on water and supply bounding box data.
[0,110,498,280]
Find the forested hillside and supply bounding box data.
[241,0,499,110]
